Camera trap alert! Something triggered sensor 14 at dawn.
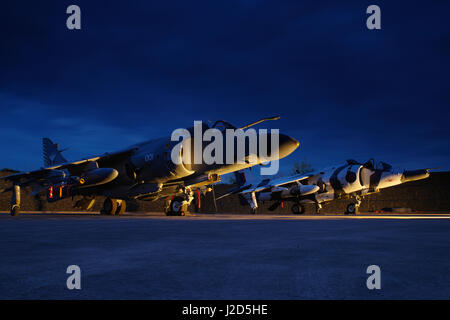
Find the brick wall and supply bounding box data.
[1,170,449,213]
[197,171,450,214]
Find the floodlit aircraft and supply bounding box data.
[0,117,299,216]
[218,159,430,214]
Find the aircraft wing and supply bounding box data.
[215,184,253,201]
[240,172,314,194]
[0,148,135,185]
[1,168,50,182]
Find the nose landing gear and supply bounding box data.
[165,188,194,216]
[345,195,361,215]
[166,196,187,216]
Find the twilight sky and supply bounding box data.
[0,0,449,176]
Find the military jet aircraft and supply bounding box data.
[219,159,430,214]
[0,117,299,216]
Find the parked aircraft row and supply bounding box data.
[218,159,430,214]
[0,116,430,216]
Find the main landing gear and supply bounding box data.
[291,202,321,214]
[345,195,361,215]
[101,198,127,215]
[74,196,96,211]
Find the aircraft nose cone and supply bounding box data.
[278,134,300,159]
[401,169,430,183]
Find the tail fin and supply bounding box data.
[43,138,68,167]
[216,171,251,201]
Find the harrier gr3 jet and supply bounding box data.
[0,116,299,216]
[218,159,430,214]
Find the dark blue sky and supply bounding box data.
[1,0,449,175]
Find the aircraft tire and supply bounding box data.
[102,198,118,215]
[169,197,185,216]
[291,204,305,214]
[345,203,356,215]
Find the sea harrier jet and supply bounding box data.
[0,116,299,216]
[218,159,430,214]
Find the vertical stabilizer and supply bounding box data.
[43,138,68,167]
[234,170,246,187]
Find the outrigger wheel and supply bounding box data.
[10,206,20,217]
[10,185,21,216]
[291,203,305,215]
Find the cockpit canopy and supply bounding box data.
[362,158,392,172]
[184,120,237,135]
[347,158,392,172]
[376,161,392,172]
[211,120,237,132]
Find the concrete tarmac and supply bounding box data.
[1,212,450,299]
